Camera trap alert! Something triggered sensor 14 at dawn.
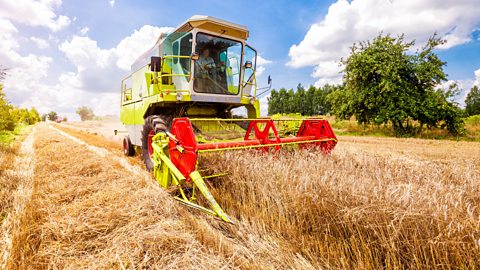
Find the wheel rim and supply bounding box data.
[147,129,155,157]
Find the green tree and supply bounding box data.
[0,84,16,131]
[285,89,295,113]
[293,84,306,115]
[76,106,95,121]
[47,111,58,121]
[313,84,336,115]
[0,69,16,131]
[465,85,480,116]
[305,86,316,115]
[268,89,279,115]
[29,107,41,124]
[277,88,288,113]
[334,33,463,135]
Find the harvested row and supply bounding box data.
[6,124,311,269]
[5,124,231,269]
[1,128,35,269]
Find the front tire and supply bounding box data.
[141,115,171,170]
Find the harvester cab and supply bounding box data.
[120,15,338,223]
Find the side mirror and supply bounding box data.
[150,56,161,72]
[244,61,253,69]
[191,52,199,61]
[267,75,272,85]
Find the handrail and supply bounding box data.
[162,55,193,59]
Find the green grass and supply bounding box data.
[0,123,29,146]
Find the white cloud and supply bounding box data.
[288,0,480,86]
[437,69,480,107]
[79,26,89,36]
[475,68,480,86]
[114,26,174,70]
[2,23,173,120]
[58,25,173,96]
[0,18,19,53]
[109,0,115,7]
[30,36,49,49]
[0,0,71,31]
[256,55,272,77]
[311,61,343,87]
[0,18,52,79]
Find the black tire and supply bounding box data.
[123,136,135,156]
[141,115,172,170]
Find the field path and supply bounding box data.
[3,123,299,270]
[1,128,35,269]
[3,123,233,269]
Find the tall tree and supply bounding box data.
[29,107,41,124]
[332,33,463,135]
[305,86,316,115]
[76,106,95,121]
[0,83,15,131]
[465,85,480,116]
[268,89,279,115]
[47,111,58,121]
[294,84,306,115]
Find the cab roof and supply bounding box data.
[175,15,249,40]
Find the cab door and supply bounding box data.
[171,33,193,92]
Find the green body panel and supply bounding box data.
[120,17,262,147]
[118,16,269,222]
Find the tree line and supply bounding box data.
[268,33,480,136]
[268,84,340,116]
[0,69,41,132]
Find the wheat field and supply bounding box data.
[1,122,479,269]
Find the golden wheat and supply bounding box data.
[203,137,480,269]
[5,122,480,269]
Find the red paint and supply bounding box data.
[167,118,338,179]
[147,129,155,157]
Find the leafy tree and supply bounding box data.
[267,84,337,116]
[465,85,480,116]
[268,89,279,115]
[277,88,288,113]
[285,89,295,113]
[41,114,47,122]
[333,33,463,135]
[0,83,15,131]
[76,106,95,121]
[29,107,41,124]
[313,84,336,115]
[293,84,306,115]
[305,86,316,115]
[47,111,58,121]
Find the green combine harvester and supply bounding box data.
[120,15,337,223]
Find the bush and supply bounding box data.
[465,114,480,126]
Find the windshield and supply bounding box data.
[194,33,242,95]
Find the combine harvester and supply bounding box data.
[120,15,337,223]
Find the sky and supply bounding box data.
[1,0,479,120]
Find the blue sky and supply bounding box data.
[1,0,479,119]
